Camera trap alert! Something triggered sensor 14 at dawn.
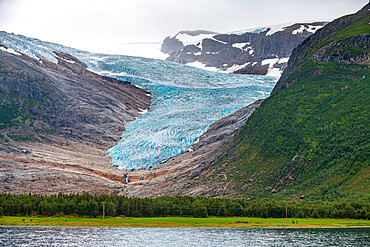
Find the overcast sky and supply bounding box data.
[0,0,367,57]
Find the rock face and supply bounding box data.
[161,30,218,55]
[0,46,151,195]
[189,3,369,201]
[161,22,327,75]
[120,100,264,197]
[272,4,370,94]
[0,48,150,148]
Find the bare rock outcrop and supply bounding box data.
[121,100,263,197]
[161,22,328,75]
[0,46,151,195]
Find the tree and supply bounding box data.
[228,203,244,216]
[193,202,208,218]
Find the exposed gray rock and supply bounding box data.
[161,22,328,75]
[122,99,264,197]
[0,48,151,148]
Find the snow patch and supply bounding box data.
[226,62,250,73]
[292,25,305,34]
[174,33,215,46]
[266,68,282,78]
[232,42,250,49]
[61,58,75,64]
[262,58,279,66]
[194,52,201,56]
[186,61,220,72]
[0,46,21,55]
[292,24,324,35]
[278,57,289,64]
[266,23,293,36]
[209,38,227,45]
[138,108,148,114]
[307,25,324,32]
[262,58,287,78]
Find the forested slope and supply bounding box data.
[200,4,369,201]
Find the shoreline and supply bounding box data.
[1,216,369,229]
[1,225,370,229]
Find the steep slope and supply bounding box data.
[1,31,276,171]
[0,31,276,194]
[162,22,327,76]
[190,4,369,201]
[0,47,150,148]
[120,100,263,197]
[0,46,150,194]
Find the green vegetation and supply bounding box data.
[304,10,370,61]
[0,59,59,143]
[202,6,369,201]
[1,216,368,228]
[0,193,369,220]
[210,61,369,201]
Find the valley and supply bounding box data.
[0,3,368,203]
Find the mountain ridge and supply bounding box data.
[190,3,369,201]
[161,22,327,76]
[0,44,151,194]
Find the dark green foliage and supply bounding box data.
[206,6,369,201]
[0,193,368,219]
[0,57,62,142]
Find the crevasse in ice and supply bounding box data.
[0,31,277,170]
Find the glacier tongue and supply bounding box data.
[0,31,277,170]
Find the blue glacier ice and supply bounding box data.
[0,31,278,170]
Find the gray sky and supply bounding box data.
[0,0,367,57]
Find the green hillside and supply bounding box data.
[203,5,369,201]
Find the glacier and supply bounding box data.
[0,31,277,170]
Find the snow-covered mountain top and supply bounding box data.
[162,21,328,77]
[171,30,219,46]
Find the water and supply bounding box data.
[0,31,276,170]
[0,227,369,246]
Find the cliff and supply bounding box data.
[192,3,369,201]
[0,46,150,194]
[161,22,327,76]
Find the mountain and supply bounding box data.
[0,44,150,194]
[0,47,150,148]
[122,3,369,201]
[0,31,275,194]
[161,22,327,76]
[1,4,367,200]
[182,3,369,201]
[121,100,264,197]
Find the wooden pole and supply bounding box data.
[286,206,288,224]
[103,202,105,223]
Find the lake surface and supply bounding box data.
[1,227,369,246]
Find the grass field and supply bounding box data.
[1,216,369,228]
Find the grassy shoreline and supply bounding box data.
[1,216,369,228]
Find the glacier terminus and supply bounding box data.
[0,31,277,170]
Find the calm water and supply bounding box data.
[0,227,369,246]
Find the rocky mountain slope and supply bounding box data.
[121,3,369,201]
[185,3,369,201]
[0,46,150,194]
[120,100,263,197]
[1,4,367,200]
[161,22,327,76]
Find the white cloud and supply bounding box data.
[0,0,367,57]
